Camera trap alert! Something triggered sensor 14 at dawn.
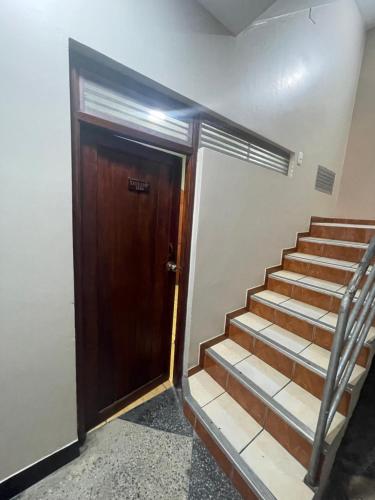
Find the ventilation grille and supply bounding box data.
[315,166,335,194]
[79,77,192,145]
[200,123,290,175]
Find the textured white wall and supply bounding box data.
[186,0,366,367]
[336,27,375,219]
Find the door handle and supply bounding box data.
[166,261,178,272]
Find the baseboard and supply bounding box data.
[0,441,80,499]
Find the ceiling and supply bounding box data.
[196,0,276,35]
[356,0,375,28]
[197,0,375,34]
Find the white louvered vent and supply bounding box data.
[200,123,290,175]
[79,76,193,145]
[315,166,335,194]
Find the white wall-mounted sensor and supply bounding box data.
[297,151,304,166]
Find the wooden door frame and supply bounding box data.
[69,46,200,442]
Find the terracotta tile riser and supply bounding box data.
[267,276,341,313]
[297,241,365,263]
[283,258,353,286]
[228,323,350,415]
[202,352,323,469]
[310,225,375,243]
[248,300,369,367]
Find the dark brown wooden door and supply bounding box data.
[80,128,181,430]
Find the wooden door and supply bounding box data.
[80,127,181,430]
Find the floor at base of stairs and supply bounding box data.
[323,358,375,500]
[15,388,240,500]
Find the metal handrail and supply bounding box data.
[305,236,375,488]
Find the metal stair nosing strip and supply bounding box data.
[230,317,355,393]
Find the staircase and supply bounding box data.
[183,217,375,499]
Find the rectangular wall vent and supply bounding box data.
[200,123,290,175]
[315,166,335,194]
[79,76,193,146]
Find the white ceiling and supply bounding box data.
[196,0,276,35]
[356,0,375,29]
[197,0,375,34]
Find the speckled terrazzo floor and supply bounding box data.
[15,388,241,500]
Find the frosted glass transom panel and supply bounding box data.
[79,76,193,146]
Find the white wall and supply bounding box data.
[0,0,365,481]
[0,0,230,483]
[186,0,366,367]
[336,27,375,219]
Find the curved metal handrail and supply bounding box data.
[305,236,375,488]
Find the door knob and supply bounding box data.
[166,261,178,272]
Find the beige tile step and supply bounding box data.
[299,237,368,249]
[205,342,346,445]
[241,430,314,500]
[232,313,365,387]
[251,291,375,344]
[186,372,315,499]
[310,222,375,244]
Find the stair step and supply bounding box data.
[272,270,349,294]
[204,347,346,445]
[231,315,364,389]
[188,369,224,407]
[286,252,358,269]
[251,291,375,344]
[297,238,366,264]
[300,237,368,249]
[284,252,371,289]
[249,295,371,367]
[203,392,262,453]
[311,222,375,243]
[241,430,313,500]
[268,272,358,313]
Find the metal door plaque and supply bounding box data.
[128,178,150,193]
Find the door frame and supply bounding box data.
[69,45,200,442]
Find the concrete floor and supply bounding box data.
[15,388,240,499]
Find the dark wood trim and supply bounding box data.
[77,112,194,156]
[0,441,80,500]
[224,307,248,334]
[173,119,201,385]
[188,365,202,377]
[69,58,86,445]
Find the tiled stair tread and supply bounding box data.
[286,252,358,269]
[235,311,272,331]
[300,344,365,385]
[274,382,345,444]
[203,392,262,453]
[252,291,375,342]
[241,430,313,500]
[187,376,314,498]
[272,270,347,293]
[254,290,328,319]
[209,342,345,441]
[232,318,364,386]
[236,355,290,397]
[299,236,368,248]
[210,338,250,365]
[189,370,224,407]
[312,222,375,229]
[260,324,311,353]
